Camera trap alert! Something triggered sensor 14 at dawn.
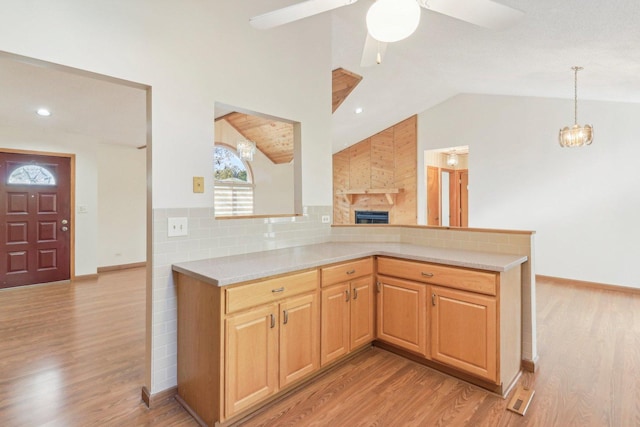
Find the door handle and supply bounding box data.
[270,314,276,328]
[283,310,289,325]
[345,289,350,302]
[353,287,358,300]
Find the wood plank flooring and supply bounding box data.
[0,268,197,426]
[1,270,639,426]
[236,276,640,427]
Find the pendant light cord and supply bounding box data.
[572,66,583,125]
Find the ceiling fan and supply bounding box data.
[250,0,524,66]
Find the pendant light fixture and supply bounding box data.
[237,140,256,161]
[366,0,421,43]
[559,66,593,147]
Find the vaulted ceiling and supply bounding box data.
[3,1,640,156]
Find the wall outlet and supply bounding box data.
[168,217,188,237]
[321,215,331,224]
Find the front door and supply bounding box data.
[0,152,72,288]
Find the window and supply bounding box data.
[7,164,56,185]
[214,146,254,216]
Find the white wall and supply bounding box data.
[215,120,294,215]
[97,143,146,267]
[0,0,332,393]
[419,94,640,288]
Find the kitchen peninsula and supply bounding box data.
[172,242,527,426]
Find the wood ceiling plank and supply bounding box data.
[332,68,363,113]
[219,112,294,164]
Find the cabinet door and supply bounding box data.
[280,293,319,387]
[320,283,350,366]
[225,304,278,417]
[377,276,427,356]
[430,285,497,383]
[350,276,375,350]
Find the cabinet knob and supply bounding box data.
[270,314,276,328]
[345,289,350,302]
[353,287,358,300]
[272,287,285,293]
[432,293,436,306]
[346,269,356,275]
[421,272,434,278]
[283,310,289,325]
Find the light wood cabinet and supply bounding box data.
[376,275,427,357]
[430,285,497,382]
[225,304,278,416]
[321,276,375,366]
[175,253,523,425]
[279,293,319,387]
[376,256,521,391]
[321,283,350,365]
[225,292,319,418]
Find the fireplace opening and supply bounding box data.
[355,210,389,224]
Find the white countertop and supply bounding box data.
[172,243,528,287]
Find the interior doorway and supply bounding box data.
[425,146,469,227]
[0,151,73,288]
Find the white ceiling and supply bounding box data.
[2,0,640,154]
[331,0,640,152]
[0,54,147,148]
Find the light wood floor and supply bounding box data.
[1,271,639,426]
[0,267,197,426]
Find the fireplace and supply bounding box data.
[354,210,389,224]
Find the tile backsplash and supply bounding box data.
[150,206,332,392]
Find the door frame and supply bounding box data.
[1,148,76,280]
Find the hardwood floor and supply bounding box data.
[0,267,197,426]
[236,277,640,427]
[1,271,639,426]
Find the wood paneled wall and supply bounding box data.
[333,116,417,225]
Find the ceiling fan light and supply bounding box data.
[366,0,421,43]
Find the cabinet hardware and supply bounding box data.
[422,272,434,278]
[432,293,436,306]
[353,287,358,300]
[346,269,356,275]
[283,310,289,325]
[376,282,381,293]
[270,313,276,328]
[271,287,285,293]
[345,289,350,302]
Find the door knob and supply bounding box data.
[61,219,68,225]
[61,226,69,232]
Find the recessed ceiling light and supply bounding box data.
[36,108,51,117]
[354,107,363,114]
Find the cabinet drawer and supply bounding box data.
[226,270,318,314]
[377,257,497,296]
[321,257,373,287]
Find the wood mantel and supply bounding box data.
[336,188,403,205]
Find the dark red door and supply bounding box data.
[0,152,71,288]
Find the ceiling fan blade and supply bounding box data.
[361,33,388,67]
[419,0,524,30]
[250,0,358,30]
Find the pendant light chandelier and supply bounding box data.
[559,66,593,147]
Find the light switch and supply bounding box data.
[193,176,204,193]
[168,217,188,237]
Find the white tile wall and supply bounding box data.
[150,206,332,392]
